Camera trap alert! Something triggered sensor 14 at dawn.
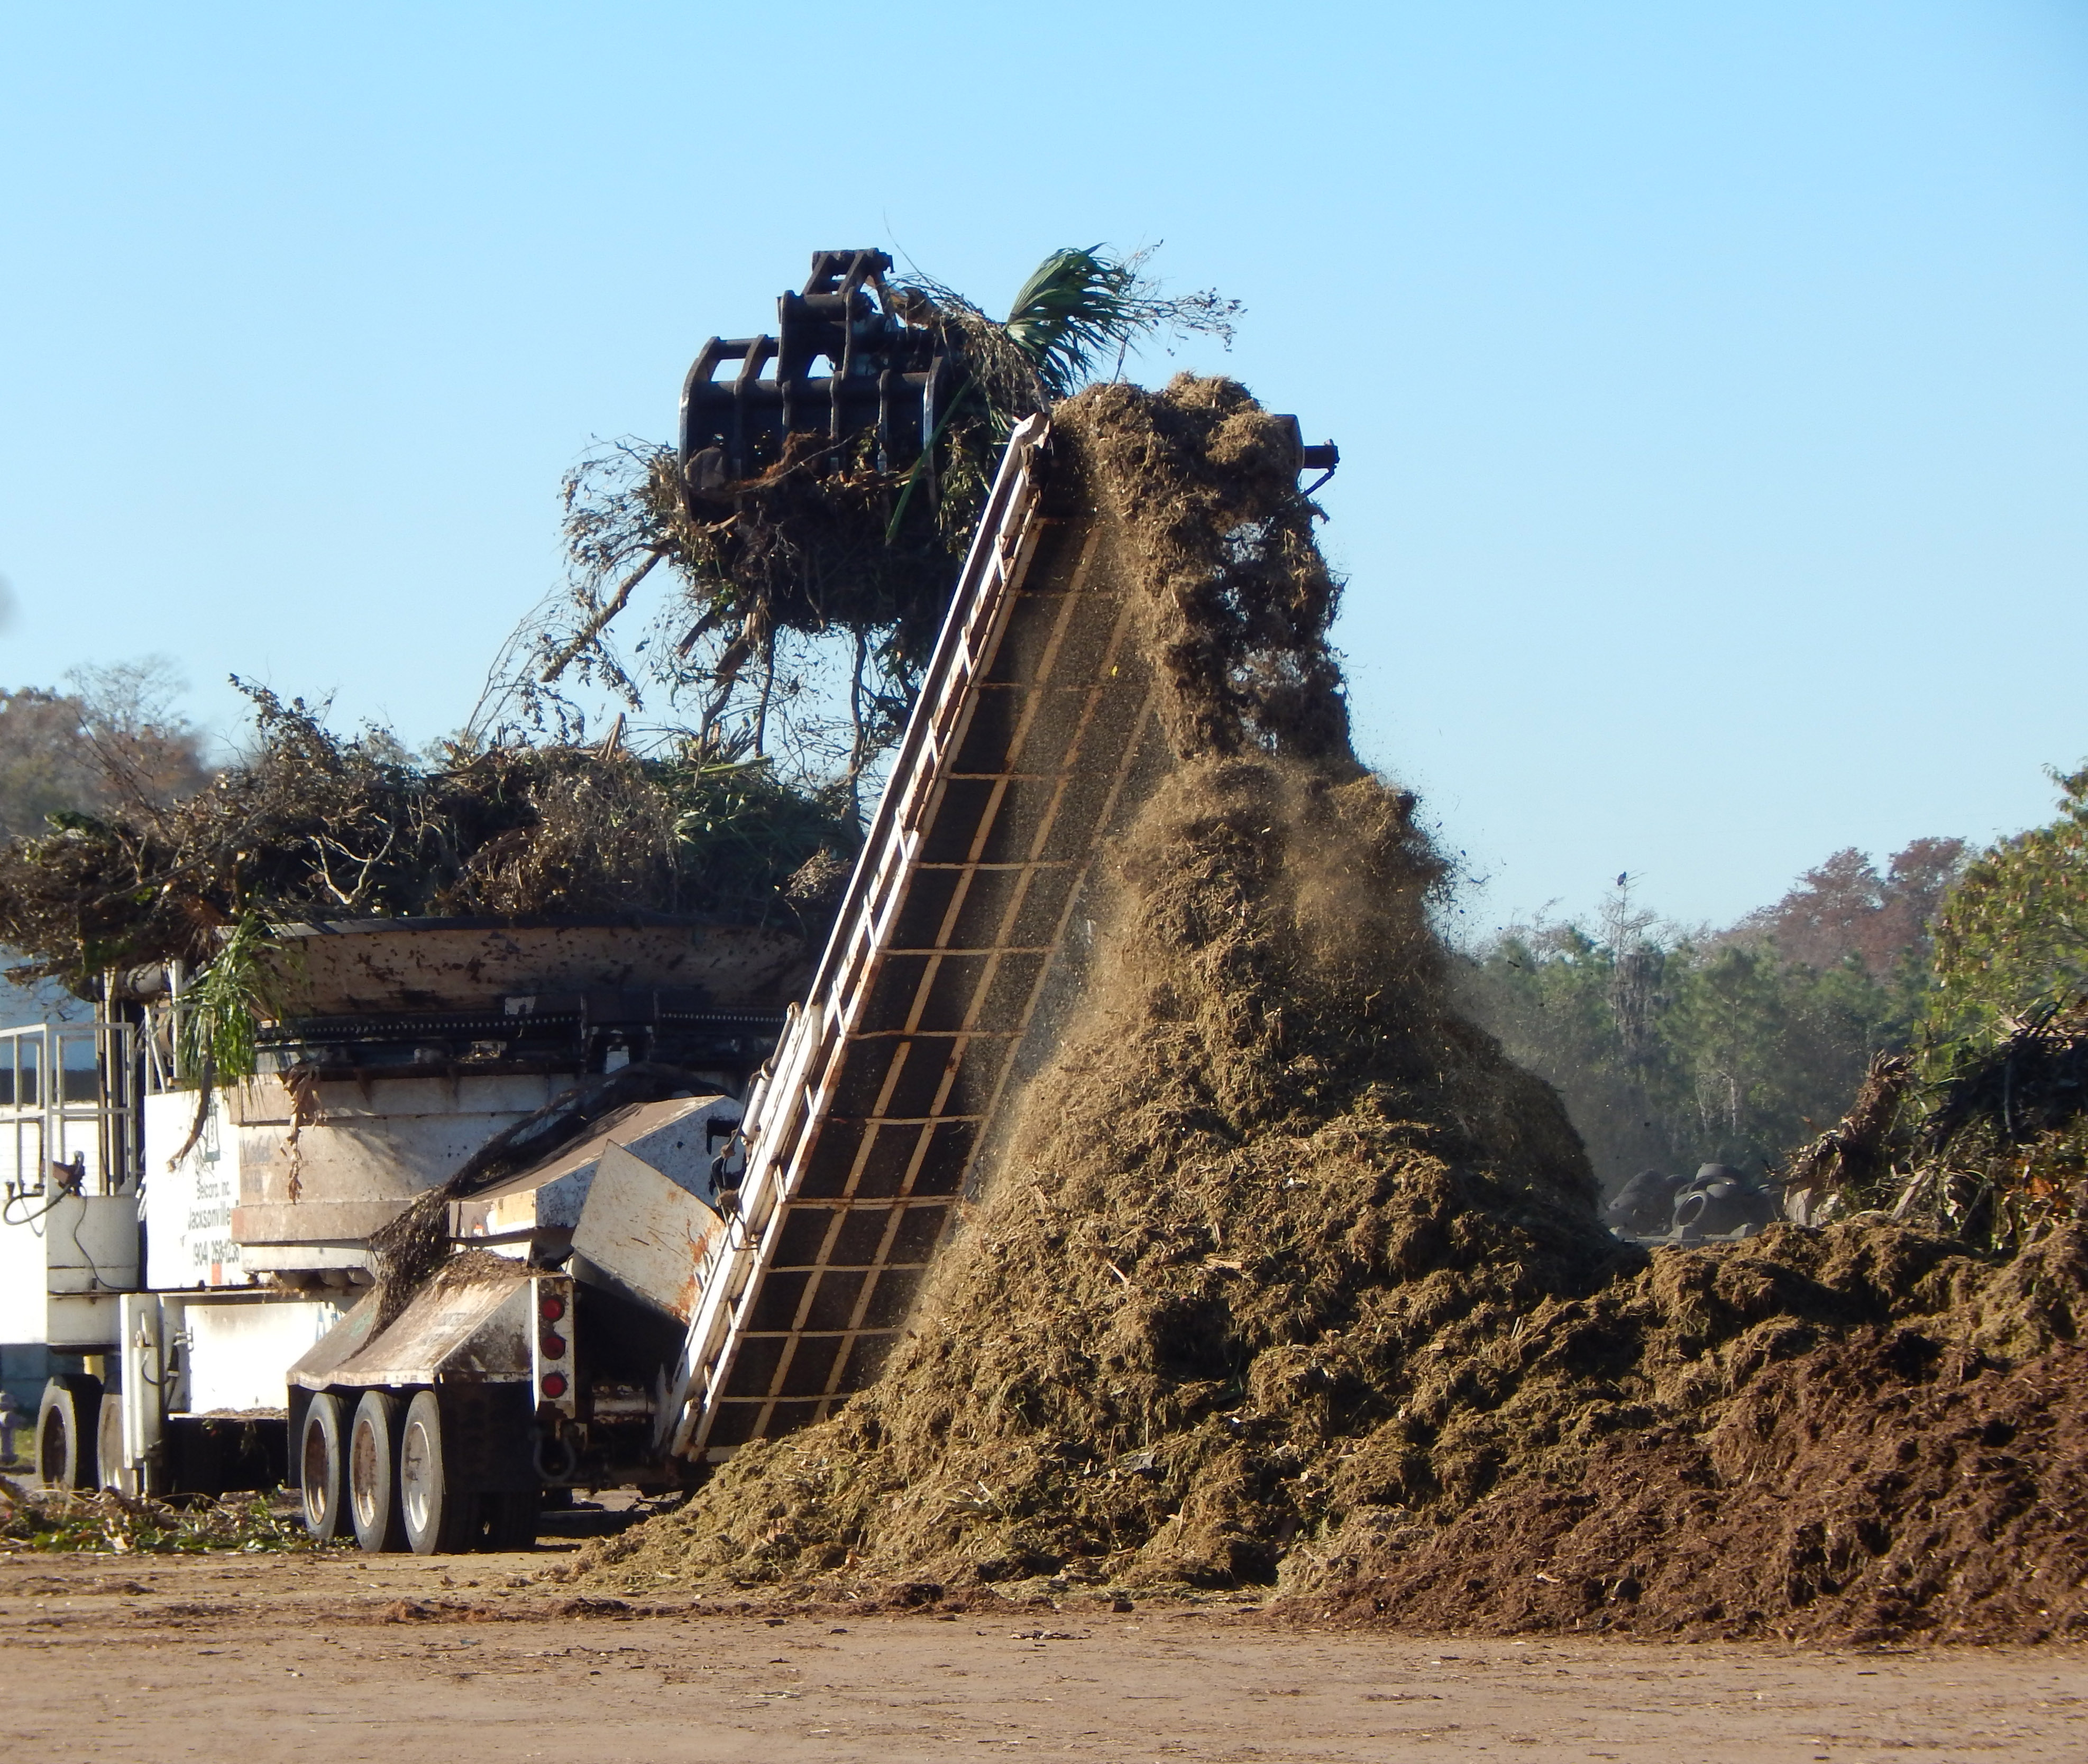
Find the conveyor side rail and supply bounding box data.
[666,414,1163,1462]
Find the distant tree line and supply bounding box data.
[1464,761,2088,1203]
[0,660,212,843]
[0,663,213,1016]
[1460,839,1966,1195]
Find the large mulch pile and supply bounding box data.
[564,375,2088,1644]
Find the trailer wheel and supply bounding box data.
[96,1394,128,1496]
[348,1390,408,1552]
[35,1375,103,1492]
[299,1394,351,1541]
[481,1490,538,1553]
[398,1390,479,1556]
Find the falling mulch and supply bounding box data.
[556,374,2088,1645]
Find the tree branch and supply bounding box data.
[538,547,666,684]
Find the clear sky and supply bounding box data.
[2,2,2083,934]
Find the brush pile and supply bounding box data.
[558,375,2088,1644]
[1783,999,2088,1249]
[0,688,857,997]
[0,1476,314,1554]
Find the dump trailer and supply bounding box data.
[5,916,794,1497]
[285,1087,752,1550]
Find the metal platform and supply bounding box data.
[667,414,1169,1462]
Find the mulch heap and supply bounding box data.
[566,374,2088,1644]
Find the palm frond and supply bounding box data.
[1003,246,1140,399]
[1001,245,1243,400]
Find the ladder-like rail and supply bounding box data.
[666,413,1162,1462]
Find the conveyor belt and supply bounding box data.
[666,415,1166,1463]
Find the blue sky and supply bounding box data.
[2,2,2083,933]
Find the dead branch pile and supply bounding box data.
[524,429,987,749]
[510,249,1243,784]
[0,1475,313,1553]
[0,688,857,996]
[1782,1000,2088,1248]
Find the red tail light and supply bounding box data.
[541,1371,569,1400]
[539,1293,566,1322]
[540,1331,567,1359]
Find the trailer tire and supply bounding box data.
[481,1490,537,1553]
[299,1394,351,1542]
[96,1394,128,1496]
[398,1390,478,1556]
[348,1390,408,1552]
[35,1375,102,1492]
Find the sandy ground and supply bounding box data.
[3,1537,2084,1763]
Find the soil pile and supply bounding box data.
[1299,1223,2088,1641]
[570,376,2088,1643]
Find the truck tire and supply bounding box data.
[96,1394,128,1496]
[299,1394,351,1542]
[398,1390,478,1556]
[35,1375,103,1492]
[348,1390,408,1552]
[481,1490,538,1552]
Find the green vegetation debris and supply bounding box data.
[0,1477,318,1554]
[0,686,858,998]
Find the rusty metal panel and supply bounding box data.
[291,1271,532,1390]
[230,1200,411,1245]
[265,917,809,1017]
[572,1142,726,1324]
[229,1072,572,1269]
[668,415,1165,1462]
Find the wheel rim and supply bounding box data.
[38,1409,65,1486]
[301,1414,333,1531]
[349,1414,382,1530]
[399,1415,435,1537]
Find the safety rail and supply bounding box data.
[665,412,1058,1456]
[665,407,1164,1463]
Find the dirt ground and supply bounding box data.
[3,1538,2083,1762]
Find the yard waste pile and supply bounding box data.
[0,689,855,998]
[1784,999,2088,1250]
[558,377,2078,1642]
[0,1476,312,1554]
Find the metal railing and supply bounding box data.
[0,1022,141,1199]
[665,414,1059,1458]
